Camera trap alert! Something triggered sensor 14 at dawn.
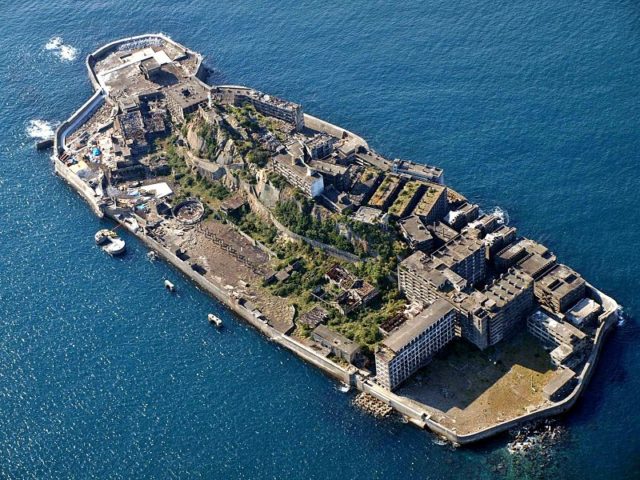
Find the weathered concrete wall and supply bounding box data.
[303,113,368,148]
[54,91,105,155]
[54,160,104,218]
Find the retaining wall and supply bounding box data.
[246,190,361,263]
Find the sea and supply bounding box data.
[0,1,638,478]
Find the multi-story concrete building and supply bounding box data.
[431,233,487,287]
[413,182,448,224]
[391,159,444,185]
[527,309,588,367]
[457,269,534,349]
[273,152,324,198]
[398,251,468,306]
[375,299,457,390]
[165,80,210,122]
[388,181,425,218]
[534,264,586,314]
[484,225,517,261]
[426,221,459,246]
[495,238,557,279]
[237,90,304,131]
[304,133,336,159]
[444,202,480,231]
[311,325,360,363]
[398,215,433,252]
[368,175,402,210]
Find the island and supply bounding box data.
[52,34,619,445]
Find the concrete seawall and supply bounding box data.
[117,221,353,385]
[51,34,619,446]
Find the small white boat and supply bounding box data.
[96,229,126,256]
[208,313,223,327]
[95,228,116,245]
[338,383,351,393]
[164,280,175,292]
[147,251,158,261]
[102,237,126,256]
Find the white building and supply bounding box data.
[375,299,457,390]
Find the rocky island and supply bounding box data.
[52,34,619,445]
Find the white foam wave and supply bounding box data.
[44,36,78,62]
[488,206,510,225]
[26,119,58,140]
[617,306,627,327]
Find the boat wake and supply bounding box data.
[26,119,58,140]
[45,36,78,62]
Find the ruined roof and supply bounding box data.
[312,325,360,355]
[536,264,585,298]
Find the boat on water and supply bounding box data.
[208,313,223,327]
[94,228,115,245]
[338,383,351,393]
[147,251,158,261]
[164,280,175,292]
[95,229,126,256]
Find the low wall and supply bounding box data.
[54,161,104,218]
[246,191,361,263]
[54,90,105,155]
[303,113,369,149]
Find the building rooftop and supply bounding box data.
[352,206,385,224]
[398,215,432,245]
[369,175,401,208]
[274,152,322,184]
[298,306,329,328]
[165,79,209,109]
[483,269,533,307]
[432,233,484,267]
[391,159,444,183]
[401,251,468,292]
[388,181,424,217]
[530,309,588,344]
[536,264,585,298]
[312,325,360,356]
[427,221,459,244]
[496,238,557,278]
[413,183,447,217]
[382,299,455,353]
[565,298,601,327]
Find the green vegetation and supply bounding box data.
[197,122,218,160]
[268,172,287,190]
[274,198,354,253]
[328,290,406,354]
[369,175,399,207]
[165,138,230,205]
[388,181,421,216]
[246,148,270,167]
[234,211,278,245]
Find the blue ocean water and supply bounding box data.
[0,0,638,478]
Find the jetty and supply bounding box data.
[50,34,619,445]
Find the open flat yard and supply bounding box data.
[398,331,556,435]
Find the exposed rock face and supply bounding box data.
[186,124,205,154]
[217,139,237,165]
